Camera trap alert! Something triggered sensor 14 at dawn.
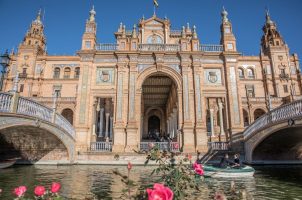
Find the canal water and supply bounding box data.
[0,165,301,199]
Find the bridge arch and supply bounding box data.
[244,100,302,164]
[0,92,76,163]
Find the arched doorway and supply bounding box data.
[148,115,160,138]
[61,108,74,125]
[141,73,178,142]
[254,109,266,121]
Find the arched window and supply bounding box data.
[147,34,163,44]
[64,67,71,79]
[238,68,244,79]
[61,108,74,125]
[247,68,255,79]
[74,67,80,79]
[254,109,266,121]
[53,67,60,79]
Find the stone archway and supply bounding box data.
[61,108,74,125]
[138,68,181,143]
[254,108,266,120]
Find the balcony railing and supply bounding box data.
[140,142,180,152]
[279,73,289,80]
[208,142,229,151]
[138,44,180,52]
[19,73,27,78]
[30,97,76,103]
[90,142,112,152]
[200,44,223,52]
[96,43,119,51]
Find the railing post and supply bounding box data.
[9,92,19,113]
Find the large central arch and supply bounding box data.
[136,65,183,144]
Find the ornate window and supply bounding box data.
[74,67,80,79]
[246,85,255,98]
[238,68,244,79]
[64,67,71,79]
[247,68,255,79]
[53,67,60,79]
[147,34,163,44]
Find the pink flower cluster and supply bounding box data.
[193,161,204,176]
[13,182,61,198]
[146,183,173,200]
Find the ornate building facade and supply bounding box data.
[2,7,301,154]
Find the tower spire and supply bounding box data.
[265,8,274,24]
[221,6,229,23]
[89,5,96,22]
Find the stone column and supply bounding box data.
[109,116,113,139]
[210,109,215,137]
[218,102,225,136]
[99,108,104,137]
[105,113,110,138]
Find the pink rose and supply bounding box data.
[14,186,27,197]
[148,143,155,149]
[127,162,132,171]
[194,167,204,176]
[146,183,173,200]
[51,182,61,193]
[187,154,192,160]
[34,186,45,196]
[173,143,179,149]
[192,161,202,170]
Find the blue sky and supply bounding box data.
[0,0,302,57]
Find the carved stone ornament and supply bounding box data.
[208,71,218,83]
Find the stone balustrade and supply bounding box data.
[140,142,180,152]
[138,44,180,52]
[200,44,223,52]
[0,93,12,112]
[243,99,302,140]
[90,142,112,152]
[241,97,283,103]
[31,97,76,103]
[0,92,76,139]
[208,142,229,151]
[96,43,119,51]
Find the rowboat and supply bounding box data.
[203,165,255,178]
[0,158,18,169]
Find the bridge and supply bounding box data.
[0,92,76,163]
[243,99,302,164]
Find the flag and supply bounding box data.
[153,0,159,7]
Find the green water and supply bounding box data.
[0,165,301,199]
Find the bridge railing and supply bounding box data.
[17,97,53,122]
[0,92,76,139]
[0,93,12,112]
[243,99,302,140]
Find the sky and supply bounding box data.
[0,0,302,57]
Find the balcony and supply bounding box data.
[96,43,119,51]
[200,44,223,52]
[30,97,77,103]
[138,44,180,52]
[90,142,112,152]
[18,73,27,78]
[279,73,289,80]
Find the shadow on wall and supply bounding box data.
[0,126,68,163]
[253,127,302,161]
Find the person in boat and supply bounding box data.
[231,154,242,168]
[219,153,232,168]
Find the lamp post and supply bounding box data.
[0,50,11,91]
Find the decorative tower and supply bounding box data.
[261,10,286,53]
[220,7,237,52]
[260,10,295,98]
[19,9,46,55]
[81,6,97,50]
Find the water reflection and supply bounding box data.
[0,165,302,199]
